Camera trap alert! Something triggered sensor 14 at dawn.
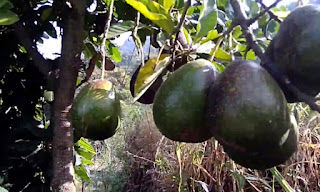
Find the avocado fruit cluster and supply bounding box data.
[71,80,121,142]
[264,5,320,102]
[153,59,219,143]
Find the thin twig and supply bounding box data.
[247,0,282,25]
[230,0,320,112]
[256,0,282,23]
[100,0,115,80]
[132,12,145,66]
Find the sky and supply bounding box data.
[37,0,310,59]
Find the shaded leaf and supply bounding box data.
[0,9,19,25]
[40,8,52,21]
[0,0,8,8]
[107,21,136,39]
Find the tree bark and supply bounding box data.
[51,1,86,191]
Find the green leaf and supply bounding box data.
[74,164,91,181]
[215,48,231,60]
[134,54,171,101]
[40,8,52,21]
[0,9,19,25]
[217,0,227,9]
[106,42,121,62]
[195,0,218,41]
[174,0,184,9]
[125,0,175,33]
[77,137,96,154]
[200,29,220,44]
[76,148,93,160]
[1,1,13,10]
[158,0,174,11]
[81,159,94,165]
[107,21,135,39]
[0,0,8,8]
[182,27,192,45]
[83,42,96,59]
[212,61,225,73]
[245,49,257,60]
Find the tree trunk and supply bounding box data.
[51,1,86,191]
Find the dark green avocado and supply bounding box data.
[153,59,219,143]
[264,5,320,102]
[71,80,121,141]
[206,60,298,169]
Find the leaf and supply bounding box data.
[0,0,8,8]
[125,0,175,33]
[83,42,96,59]
[76,148,93,160]
[215,48,231,60]
[195,0,218,41]
[212,61,225,73]
[40,8,52,21]
[182,27,192,45]
[74,164,91,181]
[81,159,94,165]
[245,49,257,60]
[217,0,227,9]
[0,9,19,25]
[158,0,174,11]
[107,21,135,39]
[174,0,184,9]
[134,54,171,101]
[200,29,220,44]
[0,186,9,192]
[1,1,13,10]
[107,42,121,62]
[77,137,96,154]
[231,172,246,189]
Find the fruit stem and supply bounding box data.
[100,0,115,80]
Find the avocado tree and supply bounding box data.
[1,0,320,191]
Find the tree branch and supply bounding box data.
[13,22,53,77]
[230,0,320,112]
[100,0,115,80]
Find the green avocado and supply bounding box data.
[71,80,121,141]
[206,60,298,169]
[265,5,320,102]
[153,59,219,143]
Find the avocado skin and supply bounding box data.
[264,5,320,102]
[153,59,219,143]
[72,80,121,141]
[206,60,298,169]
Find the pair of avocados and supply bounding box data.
[152,58,298,170]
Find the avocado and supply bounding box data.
[71,80,121,141]
[264,5,320,102]
[153,59,219,143]
[206,60,298,169]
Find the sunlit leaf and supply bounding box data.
[77,137,96,154]
[125,0,175,33]
[158,0,174,11]
[212,61,225,72]
[245,49,257,60]
[0,9,19,25]
[134,54,171,101]
[215,48,231,60]
[107,42,121,62]
[76,148,93,160]
[182,27,192,45]
[200,29,220,44]
[195,0,218,41]
[271,10,290,19]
